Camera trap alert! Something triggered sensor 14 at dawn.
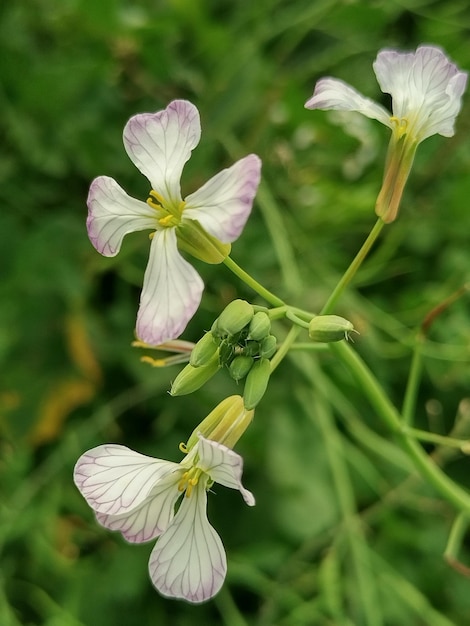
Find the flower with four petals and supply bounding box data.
[305,45,467,222]
[74,432,255,603]
[87,99,261,345]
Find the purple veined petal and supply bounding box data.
[123,100,201,204]
[196,436,255,506]
[96,474,183,543]
[86,176,157,257]
[148,481,227,603]
[374,46,468,141]
[136,228,204,346]
[305,77,391,127]
[183,154,262,243]
[73,444,180,516]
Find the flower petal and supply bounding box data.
[123,100,201,203]
[374,46,467,140]
[73,444,180,516]
[148,481,227,603]
[305,77,391,126]
[196,436,255,506]
[87,176,157,257]
[183,154,261,243]
[96,475,182,543]
[136,228,204,346]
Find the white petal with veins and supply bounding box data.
[136,228,204,346]
[123,100,201,203]
[96,475,183,543]
[148,481,227,603]
[87,176,157,257]
[73,444,180,516]
[184,154,262,243]
[305,77,390,126]
[197,436,255,506]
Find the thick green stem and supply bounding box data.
[321,218,385,315]
[330,341,470,513]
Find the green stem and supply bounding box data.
[223,256,285,307]
[270,325,300,373]
[444,513,469,562]
[330,341,470,513]
[321,218,385,315]
[401,333,424,426]
[403,426,468,450]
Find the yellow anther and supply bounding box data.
[159,214,177,227]
[179,442,189,454]
[140,356,166,367]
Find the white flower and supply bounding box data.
[73,434,255,603]
[87,100,261,344]
[305,45,467,222]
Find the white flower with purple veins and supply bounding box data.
[74,434,255,603]
[305,45,467,222]
[87,100,261,345]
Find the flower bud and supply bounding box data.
[217,299,254,336]
[189,332,219,367]
[170,353,220,396]
[229,355,254,382]
[176,220,231,264]
[259,334,277,359]
[248,311,271,341]
[243,357,271,410]
[308,315,355,343]
[185,395,254,450]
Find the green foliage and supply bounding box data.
[1,0,470,624]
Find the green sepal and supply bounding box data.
[217,299,254,336]
[177,220,230,264]
[190,332,219,367]
[248,311,271,341]
[170,352,220,396]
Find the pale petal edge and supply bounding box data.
[135,228,204,346]
[197,436,255,507]
[73,444,180,516]
[148,482,227,603]
[123,100,201,203]
[305,77,391,127]
[184,154,262,243]
[87,176,157,257]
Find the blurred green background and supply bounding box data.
[1,0,470,624]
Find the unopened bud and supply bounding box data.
[243,357,271,410]
[186,395,254,450]
[217,299,254,336]
[259,334,277,359]
[190,332,219,367]
[248,312,271,341]
[308,315,356,343]
[229,355,254,382]
[170,353,220,396]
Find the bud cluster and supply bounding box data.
[170,299,276,409]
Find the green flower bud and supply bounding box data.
[217,299,254,336]
[177,220,231,264]
[170,353,220,396]
[259,334,277,359]
[248,311,271,341]
[189,332,219,367]
[308,315,356,343]
[229,355,254,382]
[243,357,271,410]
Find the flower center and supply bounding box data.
[390,116,409,139]
[177,466,204,498]
[147,190,186,228]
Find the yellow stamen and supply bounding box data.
[140,356,167,367]
[158,214,177,227]
[179,442,189,454]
